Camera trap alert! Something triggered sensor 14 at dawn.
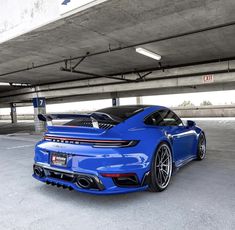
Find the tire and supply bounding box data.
[197,133,206,160]
[148,142,173,192]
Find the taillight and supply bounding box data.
[101,173,139,187]
[93,140,138,148]
[43,135,138,148]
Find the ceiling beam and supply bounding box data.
[0,71,235,104]
[0,60,234,98]
[60,67,137,83]
[0,21,235,79]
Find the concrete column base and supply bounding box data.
[10,103,17,124]
[34,107,46,133]
[136,96,143,105]
[33,98,46,133]
[112,98,120,106]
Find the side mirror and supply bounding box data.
[186,120,196,127]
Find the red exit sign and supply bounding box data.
[203,74,214,83]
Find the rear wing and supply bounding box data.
[38,112,121,128]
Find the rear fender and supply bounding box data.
[149,136,175,166]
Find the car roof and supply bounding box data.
[96,105,168,121]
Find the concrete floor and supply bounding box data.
[0,121,34,134]
[0,119,234,230]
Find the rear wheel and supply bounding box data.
[197,133,206,160]
[149,143,172,192]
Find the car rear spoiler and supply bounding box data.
[38,112,122,128]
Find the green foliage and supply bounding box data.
[200,100,212,106]
[178,100,195,107]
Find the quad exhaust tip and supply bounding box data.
[34,166,45,178]
[33,164,98,190]
[76,176,93,189]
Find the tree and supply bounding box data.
[178,100,195,107]
[200,100,212,106]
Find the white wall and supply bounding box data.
[0,0,60,44]
[0,0,108,44]
[59,0,108,16]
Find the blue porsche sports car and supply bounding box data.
[33,105,206,194]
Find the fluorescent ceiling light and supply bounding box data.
[136,47,161,61]
[0,82,9,86]
[0,82,31,87]
[10,83,31,87]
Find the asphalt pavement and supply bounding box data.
[0,119,234,230]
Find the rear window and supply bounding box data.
[96,106,146,121]
[60,106,147,129]
[144,109,183,126]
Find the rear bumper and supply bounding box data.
[33,162,149,195]
[34,140,152,194]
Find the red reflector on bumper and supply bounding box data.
[101,173,136,178]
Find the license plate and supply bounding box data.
[51,152,67,167]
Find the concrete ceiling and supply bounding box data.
[0,0,235,92]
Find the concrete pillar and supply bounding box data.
[136,96,143,105]
[10,103,17,124]
[33,97,46,133]
[112,98,120,106]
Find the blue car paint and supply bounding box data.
[33,106,203,194]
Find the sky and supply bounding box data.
[0,90,235,115]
